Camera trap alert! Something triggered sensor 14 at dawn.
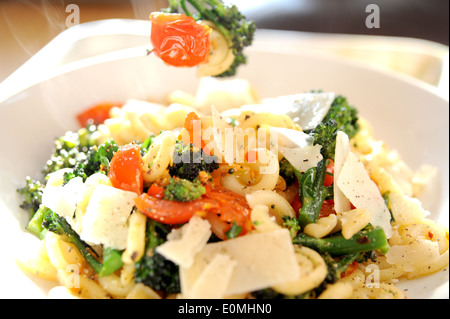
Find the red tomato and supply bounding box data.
[324,159,335,187]
[108,142,144,195]
[319,199,336,218]
[76,102,122,127]
[134,182,252,240]
[134,194,219,225]
[203,187,252,240]
[147,184,165,199]
[150,12,211,67]
[184,112,203,146]
[341,261,359,278]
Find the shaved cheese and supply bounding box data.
[41,175,86,229]
[336,152,393,238]
[261,92,335,130]
[156,215,211,268]
[187,254,237,299]
[80,184,137,250]
[334,131,351,213]
[180,229,300,297]
[269,127,323,172]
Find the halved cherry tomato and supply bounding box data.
[150,12,211,67]
[134,194,219,225]
[134,180,252,240]
[324,159,335,187]
[203,187,252,240]
[147,183,165,199]
[76,102,123,127]
[108,142,144,195]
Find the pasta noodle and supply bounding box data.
[142,131,177,183]
[271,246,328,296]
[220,148,279,196]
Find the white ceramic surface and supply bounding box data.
[0,20,448,299]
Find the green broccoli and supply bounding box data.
[17,177,45,219]
[165,0,256,77]
[322,95,360,139]
[293,226,389,256]
[42,124,99,177]
[295,95,360,227]
[164,177,206,202]
[134,219,181,295]
[169,142,219,181]
[63,138,119,183]
[41,207,123,276]
[279,157,297,186]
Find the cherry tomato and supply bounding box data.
[76,102,123,127]
[134,194,219,225]
[184,112,203,146]
[150,12,211,67]
[203,187,252,240]
[134,181,252,240]
[324,159,335,187]
[108,142,144,195]
[147,183,166,199]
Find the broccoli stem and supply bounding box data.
[293,227,389,255]
[42,208,104,274]
[26,206,51,239]
[98,247,124,277]
[296,159,332,227]
[182,0,230,38]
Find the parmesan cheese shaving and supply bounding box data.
[334,131,351,213]
[156,215,212,269]
[80,184,137,250]
[269,127,323,172]
[337,152,393,238]
[187,254,237,299]
[180,229,300,297]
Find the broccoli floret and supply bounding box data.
[169,142,219,181]
[17,177,44,219]
[279,157,297,186]
[282,215,301,238]
[134,219,181,295]
[164,177,206,202]
[63,138,119,182]
[165,0,256,77]
[322,95,360,139]
[42,124,99,177]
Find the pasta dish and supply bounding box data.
[16,77,449,299]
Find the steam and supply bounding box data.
[1,0,66,58]
[129,0,169,20]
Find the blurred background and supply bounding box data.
[0,0,449,86]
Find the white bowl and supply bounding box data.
[0,20,448,299]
